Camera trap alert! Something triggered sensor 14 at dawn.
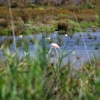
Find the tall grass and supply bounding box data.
[0,41,100,100]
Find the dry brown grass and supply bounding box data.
[80,9,96,14]
[0,18,9,27]
[0,6,97,28]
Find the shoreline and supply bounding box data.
[0,6,99,35]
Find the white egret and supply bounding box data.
[65,34,68,37]
[48,43,59,56]
[46,37,51,39]
[51,43,59,49]
[47,43,60,68]
[48,43,59,60]
[19,35,23,38]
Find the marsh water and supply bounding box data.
[0,29,100,68]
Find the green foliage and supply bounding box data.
[0,38,100,99]
[80,22,96,28]
[0,6,97,33]
[38,6,45,10]
[0,42,47,100]
[23,29,31,35]
[98,15,100,27]
[39,26,55,33]
[84,2,95,9]
[81,2,95,9]
[0,29,9,35]
[27,3,36,8]
[56,13,67,20]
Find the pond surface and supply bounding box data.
[0,30,100,68]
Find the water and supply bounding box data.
[0,30,100,68]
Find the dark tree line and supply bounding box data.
[0,0,98,6]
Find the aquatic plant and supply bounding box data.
[95,46,99,50]
[3,38,12,48]
[92,26,97,32]
[47,37,53,44]
[87,32,91,36]
[58,30,67,34]
[80,34,82,37]
[16,41,22,48]
[97,42,100,46]
[57,35,62,46]
[76,38,80,45]
[30,38,36,44]
[68,33,73,38]
[94,35,97,40]
[88,35,92,39]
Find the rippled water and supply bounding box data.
[0,30,100,67]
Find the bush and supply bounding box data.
[56,14,67,20]
[68,5,80,13]
[19,10,30,23]
[27,3,36,8]
[0,2,4,7]
[11,2,18,8]
[0,18,8,27]
[98,15,100,27]
[84,2,95,9]
[0,28,9,35]
[57,21,68,31]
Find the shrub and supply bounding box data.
[57,21,68,31]
[14,17,24,24]
[77,15,85,22]
[0,18,8,27]
[0,2,4,7]
[0,28,9,35]
[19,10,30,23]
[56,14,67,20]
[98,15,100,27]
[27,3,36,8]
[68,5,80,13]
[14,24,26,35]
[80,9,96,14]
[11,2,18,8]
[84,2,95,9]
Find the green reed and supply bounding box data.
[0,39,100,100]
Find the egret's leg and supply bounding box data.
[55,49,58,58]
[48,48,52,54]
[53,49,59,69]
